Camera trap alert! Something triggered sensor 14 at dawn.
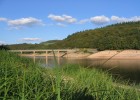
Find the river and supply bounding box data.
[32,57,140,83]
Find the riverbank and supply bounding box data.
[88,50,140,59]
[1,51,140,99]
[63,52,90,58]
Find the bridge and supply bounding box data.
[9,49,97,64]
[9,49,78,63]
[9,49,77,57]
[9,49,78,58]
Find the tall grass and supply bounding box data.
[0,50,140,100]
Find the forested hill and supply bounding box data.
[5,21,140,50]
[40,40,61,45]
[48,21,140,50]
[6,40,61,50]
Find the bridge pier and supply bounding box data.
[45,51,48,64]
[20,50,23,54]
[9,49,76,64]
[57,51,60,57]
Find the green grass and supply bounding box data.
[0,50,140,100]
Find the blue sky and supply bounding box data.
[0,0,140,44]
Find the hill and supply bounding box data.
[48,21,140,50]
[6,40,61,50]
[40,40,61,45]
[7,43,48,50]
[6,21,140,50]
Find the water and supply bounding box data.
[34,57,140,83]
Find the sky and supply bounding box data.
[0,0,140,44]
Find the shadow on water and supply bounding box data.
[106,67,140,84]
[91,59,140,84]
[30,56,140,83]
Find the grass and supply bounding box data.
[0,50,140,100]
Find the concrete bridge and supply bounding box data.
[9,49,78,63]
[9,49,78,57]
[9,49,97,64]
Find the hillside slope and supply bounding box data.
[40,40,61,45]
[48,21,140,50]
[7,22,140,50]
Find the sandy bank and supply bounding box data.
[87,50,140,59]
[63,52,90,58]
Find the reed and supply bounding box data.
[0,50,140,100]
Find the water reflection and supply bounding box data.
[32,57,140,83]
[33,56,140,68]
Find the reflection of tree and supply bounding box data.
[0,45,10,50]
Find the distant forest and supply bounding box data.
[6,21,140,50]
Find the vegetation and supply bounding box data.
[6,40,61,50]
[49,21,140,50]
[7,43,48,50]
[6,22,140,50]
[40,40,61,45]
[0,51,140,99]
[0,45,10,50]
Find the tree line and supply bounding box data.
[6,21,140,51]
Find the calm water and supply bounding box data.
[33,57,140,83]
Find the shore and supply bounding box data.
[63,52,90,58]
[87,50,140,59]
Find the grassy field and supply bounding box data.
[0,50,140,100]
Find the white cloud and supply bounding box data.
[8,17,44,29]
[78,19,89,24]
[130,16,140,22]
[48,14,77,23]
[20,38,41,42]
[0,17,7,22]
[111,16,140,23]
[0,41,6,45]
[90,15,110,25]
[90,15,140,25]
[111,16,128,22]
[56,23,66,27]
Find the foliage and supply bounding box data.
[7,43,49,50]
[0,51,140,99]
[0,45,10,50]
[7,22,140,50]
[40,40,61,45]
[7,40,61,50]
[48,21,140,50]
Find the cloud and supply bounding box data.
[111,16,128,22]
[130,16,140,22]
[56,23,66,27]
[90,15,110,25]
[0,41,6,45]
[45,23,66,27]
[48,14,77,23]
[20,38,41,42]
[7,17,44,29]
[90,15,140,25]
[111,16,140,23]
[78,19,89,24]
[0,17,7,22]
